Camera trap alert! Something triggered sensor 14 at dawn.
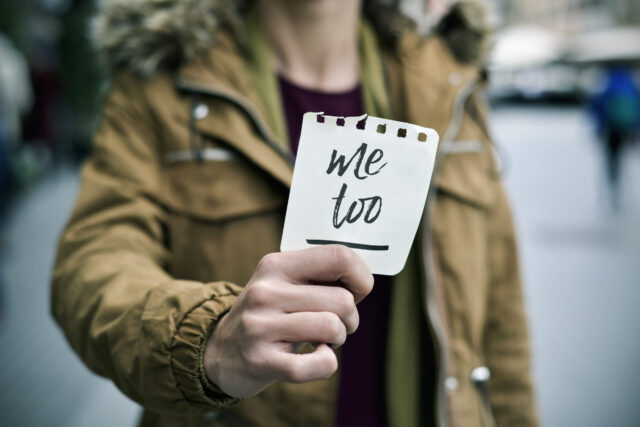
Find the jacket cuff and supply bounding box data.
[170,282,242,410]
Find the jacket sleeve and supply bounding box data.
[484,167,539,426]
[51,72,242,414]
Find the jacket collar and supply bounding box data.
[176,32,294,187]
[175,29,480,189]
[94,0,492,79]
[387,32,480,139]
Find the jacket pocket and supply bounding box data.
[435,140,498,210]
[430,144,499,427]
[161,149,287,222]
[446,345,498,427]
[159,152,288,284]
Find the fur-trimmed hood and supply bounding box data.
[92,0,492,78]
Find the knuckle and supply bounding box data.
[318,351,338,378]
[243,346,267,374]
[239,312,263,337]
[245,282,273,308]
[349,310,360,334]
[284,360,306,383]
[335,288,356,315]
[331,244,354,269]
[256,253,281,274]
[333,332,347,347]
[321,313,343,339]
[244,346,264,370]
[365,273,375,294]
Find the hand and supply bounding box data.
[203,245,374,398]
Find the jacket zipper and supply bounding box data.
[176,80,295,168]
[179,75,480,427]
[423,79,478,427]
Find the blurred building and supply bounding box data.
[495,0,640,31]
[487,0,640,101]
[0,0,101,191]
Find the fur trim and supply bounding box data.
[92,0,491,77]
[92,0,224,77]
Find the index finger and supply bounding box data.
[276,245,374,303]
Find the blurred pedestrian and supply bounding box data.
[590,67,640,210]
[0,33,32,323]
[52,1,537,426]
[0,33,33,204]
[0,34,32,151]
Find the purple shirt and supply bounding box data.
[279,75,392,427]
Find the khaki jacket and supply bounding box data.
[52,2,537,426]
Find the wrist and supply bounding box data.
[202,310,230,390]
[199,351,226,397]
[194,313,240,407]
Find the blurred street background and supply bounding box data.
[1,0,639,426]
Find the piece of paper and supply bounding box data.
[281,113,439,275]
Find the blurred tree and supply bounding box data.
[58,0,101,155]
[0,0,33,53]
[493,0,638,30]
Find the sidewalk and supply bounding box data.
[493,104,640,427]
[0,163,140,427]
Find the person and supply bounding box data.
[51,0,538,426]
[0,33,32,206]
[0,33,32,320]
[590,67,640,210]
